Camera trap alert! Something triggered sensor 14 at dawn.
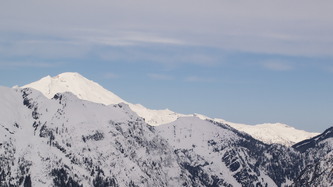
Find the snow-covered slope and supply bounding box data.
[156,117,309,186]
[22,73,125,105]
[1,85,332,186]
[156,117,268,186]
[0,87,302,186]
[194,114,319,146]
[0,87,197,186]
[23,72,189,126]
[22,72,319,146]
[213,118,319,146]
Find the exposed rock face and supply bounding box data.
[0,87,190,186]
[291,127,333,187]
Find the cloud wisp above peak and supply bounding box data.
[0,61,64,69]
[262,61,294,71]
[184,76,215,83]
[78,32,187,47]
[1,0,333,58]
[147,73,174,81]
[103,73,119,80]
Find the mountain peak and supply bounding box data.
[22,72,190,126]
[54,72,84,79]
[22,72,125,105]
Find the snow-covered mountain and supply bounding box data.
[0,87,195,186]
[194,114,319,146]
[22,72,319,146]
[22,72,190,126]
[213,120,319,146]
[156,117,284,186]
[1,83,333,186]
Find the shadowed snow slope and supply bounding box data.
[22,72,319,146]
[0,86,285,186]
[0,87,194,186]
[292,127,333,186]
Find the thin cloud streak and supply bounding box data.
[0,37,90,58]
[148,73,174,81]
[97,46,221,68]
[327,67,333,73]
[1,0,333,57]
[263,61,293,71]
[184,76,215,83]
[103,73,119,79]
[80,34,186,47]
[0,61,63,69]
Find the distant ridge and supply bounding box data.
[214,119,320,146]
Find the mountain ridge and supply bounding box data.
[22,72,319,146]
[1,82,332,186]
[23,72,190,127]
[293,126,333,153]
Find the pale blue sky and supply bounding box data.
[1,0,333,132]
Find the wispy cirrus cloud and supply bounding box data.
[1,0,333,58]
[78,31,186,47]
[0,36,89,59]
[327,66,333,73]
[148,73,174,80]
[97,45,221,68]
[184,76,215,83]
[262,61,293,71]
[103,72,119,79]
[0,61,63,69]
